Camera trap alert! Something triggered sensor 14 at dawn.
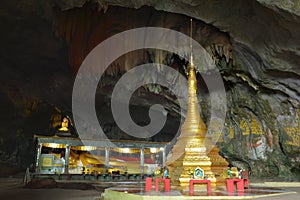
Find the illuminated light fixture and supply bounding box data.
[150,148,158,153]
[84,146,97,151]
[159,147,164,151]
[123,148,130,153]
[71,146,97,151]
[43,143,66,149]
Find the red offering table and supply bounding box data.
[189,179,211,195]
[145,177,152,191]
[244,178,249,188]
[226,178,247,193]
[155,178,170,192]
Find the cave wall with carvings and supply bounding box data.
[0,0,300,180]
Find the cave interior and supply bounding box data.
[1,0,300,180]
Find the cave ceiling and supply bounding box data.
[1,0,300,178]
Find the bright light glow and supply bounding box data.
[150,148,157,153]
[71,146,97,151]
[84,146,96,151]
[43,143,65,149]
[123,148,130,153]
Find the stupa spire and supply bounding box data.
[189,18,194,68]
[181,18,207,144]
[166,18,228,189]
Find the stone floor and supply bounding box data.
[0,177,300,200]
[0,178,102,200]
[103,184,300,200]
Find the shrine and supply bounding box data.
[166,19,229,190]
[33,135,167,179]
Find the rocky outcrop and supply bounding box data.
[0,0,299,180]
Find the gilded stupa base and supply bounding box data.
[167,134,229,189]
[168,144,228,191]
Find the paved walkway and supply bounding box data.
[250,182,300,200]
[0,178,299,200]
[257,187,300,200]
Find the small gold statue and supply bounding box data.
[58,117,69,132]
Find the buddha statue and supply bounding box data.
[58,117,69,132]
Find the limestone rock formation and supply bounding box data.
[0,0,299,180]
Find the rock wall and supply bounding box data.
[0,0,299,180]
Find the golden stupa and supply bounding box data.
[166,19,228,189]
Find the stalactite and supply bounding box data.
[53,4,233,76]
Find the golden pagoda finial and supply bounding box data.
[186,18,199,111]
[189,18,194,69]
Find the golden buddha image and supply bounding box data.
[58,117,69,132]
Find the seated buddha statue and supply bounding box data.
[58,117,69,132]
